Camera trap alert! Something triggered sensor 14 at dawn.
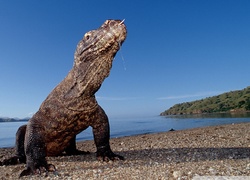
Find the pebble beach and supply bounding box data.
[0,122,250,179]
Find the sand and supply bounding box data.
[0,122,250,179]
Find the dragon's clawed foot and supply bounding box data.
[19,164,58,177]
[97,148,124,162]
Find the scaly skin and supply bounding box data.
[1,19,127,177]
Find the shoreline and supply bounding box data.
[1,122,250,179]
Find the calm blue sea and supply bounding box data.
[1,113,250,148]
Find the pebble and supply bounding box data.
[0,123,250,179]
[173,170,182,178]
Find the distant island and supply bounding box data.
[160,86,250,116]
[0,117,30,122]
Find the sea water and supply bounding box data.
[1,113,250,148]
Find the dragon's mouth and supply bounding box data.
[101,19,127,46]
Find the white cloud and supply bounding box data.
[96,96,143,101]
[157,91,223,100]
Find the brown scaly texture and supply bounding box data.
[0,19,127,177]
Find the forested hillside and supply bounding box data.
[160,86,250,116]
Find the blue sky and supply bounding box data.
[0,0,250,118]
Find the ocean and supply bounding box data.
[1,113,250,148]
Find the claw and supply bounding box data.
[19,167,33,177]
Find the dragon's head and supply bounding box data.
[73,19,127,96]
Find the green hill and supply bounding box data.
[160,86,250,116]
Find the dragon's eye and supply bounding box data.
[84,30,95,40]
[85,35,90,40]
[84,34,90,40]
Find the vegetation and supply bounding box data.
[160,86,250,116]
